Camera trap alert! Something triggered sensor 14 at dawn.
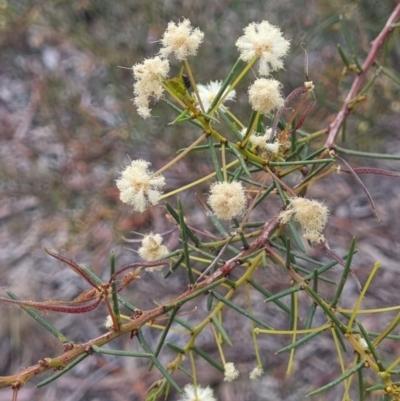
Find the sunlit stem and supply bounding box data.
[293,165,337,193]
[347,262,381,333]
[209,56,257,115]
[374,311,400,347]
[221,142,227,182]
[211,322,226,365]
[189,350,198,394]
[240,111,259,148]
[385,354,400,373]
[331,328,346,388]
[184,59,205,114]
[161,82,187,110]
[338,305,400,314]
[254,324,331,335]
[217,311,223,343]
[159,160,239,199]
[224,108,245,129]
[152,132,207,178]
[286,291,298,377]
[246,282,262,367]
[297,129,328,144]
[185,252,263,351]
[341,355,358,401]
[146,323,189,335]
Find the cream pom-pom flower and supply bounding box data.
[244,128,280,154]
[208,181,246,221]
[248,78,284,115]
[196,80,236,113]
[177,384,217,401]
[279,198,329,243]
[116,159,165,213]
[132,56,170,119]
[159,18,204,60]
[224,362,239,382]
[138,233,169,266]
[249,366,264,380]
[235,20,290,76]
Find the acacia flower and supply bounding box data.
[178,384,217,401]
[208,181,246,221]
[246,128,280,154]
[224,362,239,382]
[116,159,165,212]
[249,366,264,380]
[138,233,169,265]
[159,18,204,60]
[196,80,236,113]
[248,78,284,115]
[235,20,290,76]
[132,56,170,118]
[279,198,329,243]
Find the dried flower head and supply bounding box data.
[159,18,204,60]
[248,78,284,115]
[178,384,217,401]
[249,366,264,380]
[132,56,170,118]
[138,233,169,264]
[224,362,239,382]
[208,181,246,221]
[196,80,236,113]
[236,20,290,76]
[116,159,165,212]
[279,198,329,243]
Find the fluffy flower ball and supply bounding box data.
[235,20,290,76]
[208,181,246,221]
[177,384,216,401]
[196,80,236,113]
[159,18,204,60]
[249,366,264,380]
[224,362,239,382]
[138,233,169,265]
[116,159,165,213]
[132,56,170,119]
[279,198,329,243]
[248,78,284,115]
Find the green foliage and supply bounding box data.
[1,3,400,401]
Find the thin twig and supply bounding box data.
[325,4,400,148]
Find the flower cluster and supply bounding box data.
[236,20,290,76]
[279,198,329,243]
[245,127,281,154]
[132,56,170,119]
[249,366,264,380]
[196,80,236,113]
[116,159,165,212]
[178,384,216,401]
[248,78,284,115]
[138,233,169,264]
[208,181,246,221]
[159,18,204,60]
[224,362,239,382]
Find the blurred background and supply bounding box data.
[0,1,400,400]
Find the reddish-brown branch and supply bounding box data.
[325,4,400,149]
[0,213,282,391]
